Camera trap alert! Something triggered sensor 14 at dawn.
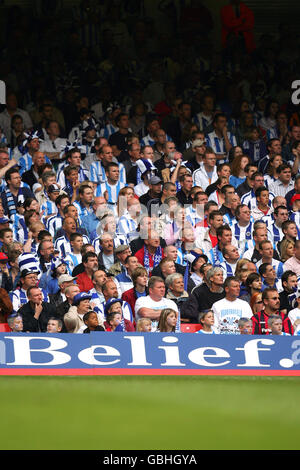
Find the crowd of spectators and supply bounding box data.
[0,0,300,336]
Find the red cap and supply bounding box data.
[291,194,300,204]
[0,252,8,262]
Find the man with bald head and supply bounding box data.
[22,150,46,190]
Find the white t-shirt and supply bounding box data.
[135,295,179,331]
[212,298,253,335]
[288,307,300,326]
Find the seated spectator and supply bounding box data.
[19,286,58,333]
[229,154,251,189]
[240,272,262,303]
[46,317,63,333]
[279,270,298,314]
[121,266,148,315]
[212,276,253,334]
[56,284,80,320]
[181,266,225,323]
[47,258,68,295]
[259,263,282,292]
[115,254,139,295]
[283,240,300,278]
[250,292,264,315]
[196,310,218,334]
[134,276,179,331]
[135,230,164,276]
[64,292,92,333]
[242,127,267,164]
[268,315,290,336]
[280,239,295,264]
[156,308,178,333]
[165,273,189,314]
[136,318,152,332]
[81,311,105,333]
[103,298,135,332]
[251,287,293,335]
[76,252,99,292]
[7,313,23,332]
[238,318,252,335]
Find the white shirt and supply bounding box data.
[192,164,218,191]
[268,179,295,198]
[212,297,253,335]
[135,295,178,331]
[288,307,300,326]
[134,181,149,197]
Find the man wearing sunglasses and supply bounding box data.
[251,287,293,335]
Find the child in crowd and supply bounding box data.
[104,299,135,332]
[157,308,178,332]
[197,310,218,334]
[268,315,290,336]
[238,317,252,335]
[48,258,68,295]
[46,317,63,333]
[136,318,152,332]
[82,311,105,333]
[7,313,23,332]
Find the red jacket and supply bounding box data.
[221,3,256,53]
[122,288,137,317]
[76,271,94,293]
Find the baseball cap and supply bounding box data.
[149,176,162,185]
[73,292,92,306]
[192,139,205,149]
[0,252,8,262]
[0,217,11,224]
[58,274,77,286]
[291,194,300,204]
[104,298,123,316]
[47,184,60,194]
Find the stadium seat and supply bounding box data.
[0,323,11,332]
[180,324,202,333]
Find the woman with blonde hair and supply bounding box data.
[280,239,295,263]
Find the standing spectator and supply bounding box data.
[206,113,237,164]
[221,0,255,53]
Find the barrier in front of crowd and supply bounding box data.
[0,332,299,376]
